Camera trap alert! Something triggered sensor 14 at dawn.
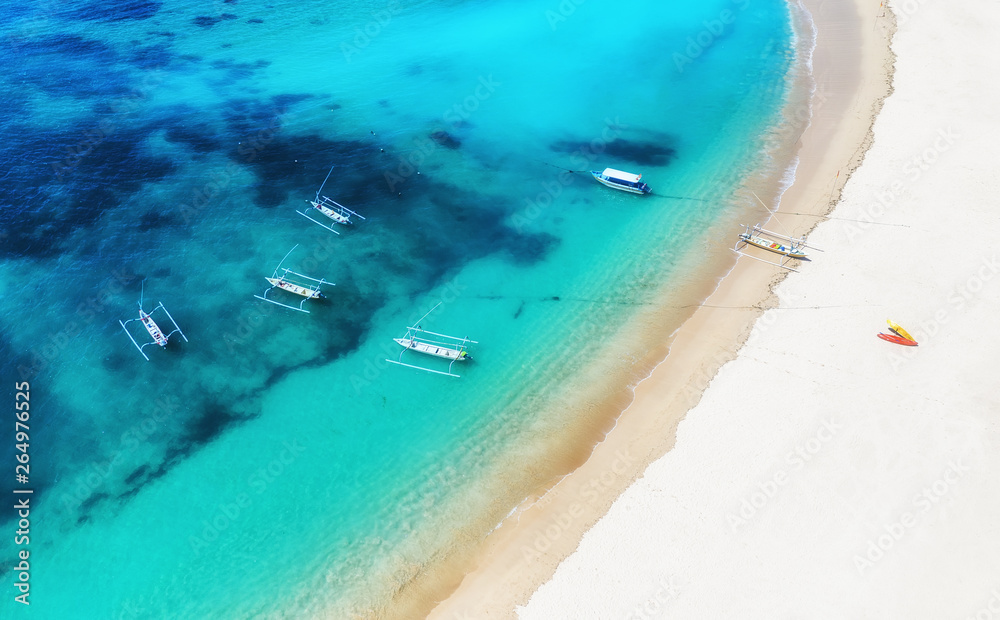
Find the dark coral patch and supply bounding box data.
[272,93,314,109]
[430,130,461,150]
[549,138,677,167]
[194,16,221,28]
[184,403,241,447]
[210,58,270,81]
[129,43,174,69]
[139,210,182,231]
[1,124,174,259]
[164,123,221,154]
[14,35,131,99]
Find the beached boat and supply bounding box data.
[738,226,808,259]
[254,245,332,313]
[297,165,365,234]
[386,303,477,377]
[878,332,918,346]
[733,223,818,272]
[887,319,916,342]
[119,281,188,361]
[590,168,652,194]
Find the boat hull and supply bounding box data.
[740,233,807,259]
[394,338,468,361]
[267,278,321,299]
[140,311,168,347]
[310,200,350,225]
[590,171,651,194]
[886,319,916,342]
[877,333,918,346]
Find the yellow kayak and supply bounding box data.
[887,319,916,342]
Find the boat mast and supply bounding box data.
[410,302,442,329]
[272,244,299,278]
[315,165,335,200]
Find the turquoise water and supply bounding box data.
[0,0,795,616]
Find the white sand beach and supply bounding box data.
[515,0,1000,618]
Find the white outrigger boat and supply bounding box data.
[733,223,810,271]
[297,165,365,234]
[254,244,332,313]
[590,167,651,194]
[385,303,477,378]
[733,192,821,271]
[119,281,188,361]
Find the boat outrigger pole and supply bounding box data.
[385,302,478,378]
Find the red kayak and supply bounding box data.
[878,332,918,346]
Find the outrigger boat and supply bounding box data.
[297,165,365,234]
[254,244,332,313]
[119,281,188,361]
[385,303,477,378]
[733,223,814,271]
[590,167,651,195]
[732,192,821,271]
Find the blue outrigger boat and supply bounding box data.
[590,167,651,194]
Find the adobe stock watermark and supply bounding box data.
[17,268,139,381]
[188,438,307,555]
[852,458,970,576]
[51,70,166,180]
[727,416,841,530]
[8,0,59,46]
[843,127,959,243]
[896,0,935,25]
[545,0,586,30]
[625,576,680,620]
[58,395,181,515]
[746,285,800,341]
[519,448,636,563]
[887,253,998,371]
[341,0,403,62]
[179,106,291,225]
[673,0,752,73]
[965,586,1000,620]
[383,75,500,192]
[509,117,626,231]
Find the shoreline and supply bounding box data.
[520,0,1000,616]
[419,0,896,617]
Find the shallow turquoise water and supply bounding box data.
[0,0,795,616]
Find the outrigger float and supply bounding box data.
[590,167,652,195]
[297,165,365,234]
[254,244,332,313]
[385,303,477,378]
[119,281,188,361]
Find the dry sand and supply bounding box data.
[513,0,1000,618]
